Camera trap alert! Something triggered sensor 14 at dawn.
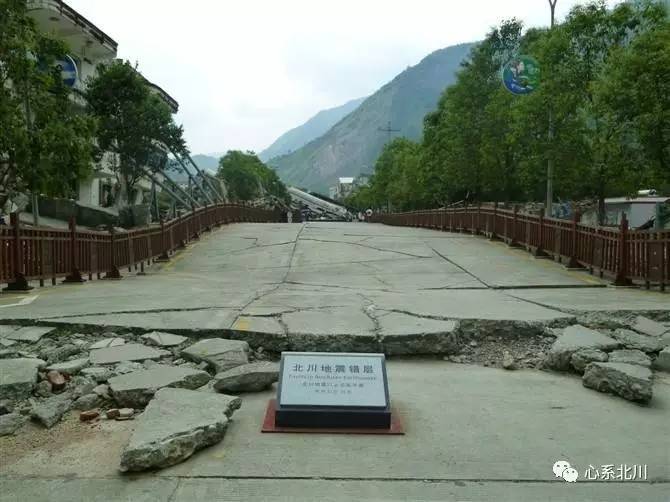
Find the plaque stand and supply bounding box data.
[262,400,404,435]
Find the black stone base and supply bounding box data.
[275,405,392,429]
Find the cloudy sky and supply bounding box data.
[67,0,618,155]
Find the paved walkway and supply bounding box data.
[1,223,668,340]
[1,362,668,500]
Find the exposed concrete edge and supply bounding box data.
[1,316,582,356]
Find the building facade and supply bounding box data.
[27,0,179,211]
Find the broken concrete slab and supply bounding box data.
[0,325,21,337]
[140,331,187,347]
[80,366,113,383]
[109,365,212,408]
[89,338,125,350]
[31,394,73,428]
[89,344,169,365]
[608,349,651,368]
[570,349,609,373]
[544,325,619,371]
[46,357,90,376]
[610,329,662,353]
[228,316,289,352]
[282,307,376,338]
[379,313,459,355]
[0,412,27,436]
[631,316,669,337]
[0,349,20,359]
[654,347,670,372]
[119,388,237,472]
[3,326,56,343]
[72,393,103,411]
[0,358,46,400]
[582,362,653,402]
[181,339,249,373]
[212,362,279,393]
[0,338,17,348]
[288,332,381,353]
[39,344,82,364]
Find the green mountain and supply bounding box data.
[259,97,366,162]
[190,154,220,173]
[269,43,474,192]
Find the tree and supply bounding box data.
[217,150,289,203]
[85,60,185,206]
[0,0,95,212]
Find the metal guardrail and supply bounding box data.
[1,203,282,291]
[369,205,669,290]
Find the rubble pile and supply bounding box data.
[0,326,278,472]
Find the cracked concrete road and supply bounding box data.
[1,223,669,501]
[1,222,669,341]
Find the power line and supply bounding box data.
[378,121,400,143]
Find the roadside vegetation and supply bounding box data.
[346,1,670,218]
[216,150,290,204]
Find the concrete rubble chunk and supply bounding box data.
[31,394,73,428]
[181,338,249,372]
[40,344,82,363]
[654,347,670,373]
[81,366,113,383]
[46,357,90,376]
[90,343,169,365]
[0,358,45,401]
[610,329,661,353]
[212,361,279,393]
[0,413,27,436]
[109,364,212,408]
[0,400,14,415]
[117,408,134,420]
[570,349,609,374]
[89,338,126,350]
[0,339,17,348]
[69,376,97,398]
[582,362,653,402]
[114,361,143,374]
[3,326,56,343]
[34,380,52,398]
[631,316,669,338]
[73,393,103,411]
[544,325,619,372]
[0,325,22,337]
[608,349,651,368]
[0,349,20,359]
[502,351,516,370]
[141,331,188,347]
[119,388,238,472]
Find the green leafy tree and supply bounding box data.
[85,60,186,206]
[0,0,95,210]
[217,150,289,203]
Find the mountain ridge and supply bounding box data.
[259,96,366,162]
[269,42,475,192]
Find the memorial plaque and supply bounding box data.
[275,352,391,429]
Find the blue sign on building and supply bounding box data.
[54,55,78,88]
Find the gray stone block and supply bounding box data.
[181,339,249,373]
[109,365,212,408]
[544,325,619,371]
[213,362,279,393]
[119,388,238,472]
[582,362,653,402]
[90,344,169,365]
[0,358,45,401]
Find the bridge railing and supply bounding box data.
[369,205,669,290]
[0,203,282,291]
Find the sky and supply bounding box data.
[66,0,619,155]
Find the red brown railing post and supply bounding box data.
[103,225,122,279]
[156,219,170,262]
[614,212,633,286]
[63,216,85,283]
[489,202,499,241]
[509,206,521,248]
[2,212,33,292]
[566,210,583,269]
[534,208,548,257]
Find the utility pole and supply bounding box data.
[546,0,557,218]
[378,121,400,144]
